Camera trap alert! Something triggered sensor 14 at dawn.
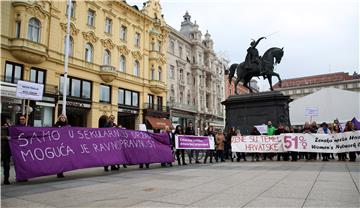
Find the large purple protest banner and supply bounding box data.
[8,126,174,180]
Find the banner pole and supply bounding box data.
[25,99,30,126]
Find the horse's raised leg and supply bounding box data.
[267,75,273,91]
[274,72,282,87]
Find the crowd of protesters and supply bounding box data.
[1,114,359,185]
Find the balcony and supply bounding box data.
[99,65,117,83]
[149,80,166,94]
[143,102,170,117]
[9,38,48,64]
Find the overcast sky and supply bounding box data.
[128,0,359,90]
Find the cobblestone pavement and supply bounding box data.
[1,160,360,207]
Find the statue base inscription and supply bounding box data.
[222,91,292,135]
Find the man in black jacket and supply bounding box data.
[186,122,200,164]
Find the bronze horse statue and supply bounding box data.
[228,47,284,94]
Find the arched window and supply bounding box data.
[134,60,140,76]
[64,36,74,56]
[84,43,93,62]
[103,49,111,65]
[119,55,126,72]
[158,66,162,81]
[28,18,41,42]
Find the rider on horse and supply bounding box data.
[245,37,266,74]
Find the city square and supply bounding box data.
[1,0,359,207]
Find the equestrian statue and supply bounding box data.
[228,37,284,94]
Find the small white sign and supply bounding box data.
[138,124,147,131]
[255,124,267,134]
[305,107,319,116]
[16,81,43,100]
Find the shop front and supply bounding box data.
[58,99,91,127]
[118,107,138,130]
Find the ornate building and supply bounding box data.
[0,0,170,129]
[166,12,226,133]
[273,72,360,100]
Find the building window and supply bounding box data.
[170,65,175,79]
[179,46,183,58]
[120,25,127,41]
[60,76,92,99]
[158,66,162,81]
[66,1,75,18]
[85,43,93,62]
[118,89,139,107]
[4,62,23,84]
[158,41,162,52]
[119,55,126,72]
[105,17,112,34]
[30,68,45,84]
[148,94,154,109]
[100,84,111,103]
[28,17,41,42]
[157,96,163,110]
[151,66,155,80]
[169,40,174,53]
[87,9,95,26]
[103,49,111,65]
[134,32,140,47]
[179,69,184,81]
[15,21,21,38]
[134,60,140,76]
[64,36,74,56]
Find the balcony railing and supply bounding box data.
[168,101,197,112]
[144,102,170,113]
[100,65,116,72]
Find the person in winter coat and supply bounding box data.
[203,126,216,163]
[53,114,68,178]
[215,129,225,162]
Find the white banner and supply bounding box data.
[16,80,43,100]
[231,135,284,153]
[231,131,360,153]
[282,131,360,153]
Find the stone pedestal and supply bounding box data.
[222,91,292,135]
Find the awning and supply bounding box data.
[146,117,171,129]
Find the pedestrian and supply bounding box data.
[1,117,12,185]
[174,125,187,165]
[99,115,119,172]
[53,114,68,178]
[215,129,225,162]
[108,115,128,169]
[203,126,216,163]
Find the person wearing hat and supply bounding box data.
[317,122,330,161]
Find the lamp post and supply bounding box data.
[62,0,72,117]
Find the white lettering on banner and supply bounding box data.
[231,131,360,153]
[175,135,215,150]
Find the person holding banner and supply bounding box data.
[317,122,330,161]
[225,127,236,162]
[1,118,12,185]
[186,122,200,164]
[235,129,247,162]
[334,125,346,161]
[250,127,261,162]
[265,120,276,160]
[53,114,68,178]
[174,125,187,165]
[161,126,173,167]
[203,126,216,163]
[345,121,357,162]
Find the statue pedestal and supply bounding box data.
[221,91,292,135]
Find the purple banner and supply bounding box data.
[175,135,214,149]
[8,126,174,180]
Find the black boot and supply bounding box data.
[57,173,64,178]
[3,178,10,185]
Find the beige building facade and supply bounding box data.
[167,12,227,133]
[1,0,169,129]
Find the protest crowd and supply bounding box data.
[1,114,359,185]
